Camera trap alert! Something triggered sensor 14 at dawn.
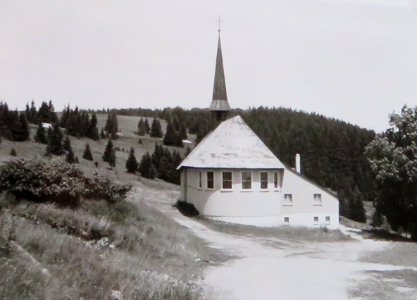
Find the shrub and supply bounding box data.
[10,148,17,156]
[0,159,130,205]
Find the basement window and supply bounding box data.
[222,172,232,190]
[284,217,289,225]
[207,172,214,189]
[241,172,252,190]
[283,194,293,205]
[260,172,268,190]
[313,194,322,205]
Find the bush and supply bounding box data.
[174,200,199,217]
[0,159,130,205]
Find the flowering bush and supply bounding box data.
[0,159,130,205]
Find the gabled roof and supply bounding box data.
[178,116,285,169]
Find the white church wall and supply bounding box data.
[183,168,283,218]
[280,169,340,229]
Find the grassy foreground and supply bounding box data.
[0,189,212,299]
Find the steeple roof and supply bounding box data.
[178,116,285,169]
[210,33,231,112]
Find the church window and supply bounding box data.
[199,172,202,188]
[274,172,281,189]
[260,172,268,189]
[241,172,252,190]
[222,172,232,189]
[207,172,214,189]
[314,193,322,205]
[284,217,289,225]
[313,216,319,225]
[325,216,331,224]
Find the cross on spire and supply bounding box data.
[218,16,221,33]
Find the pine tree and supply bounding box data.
[109,149,116,167]
[10,147,17,156]
[126,147,139,173]
[30,101,37,124]
[105,113,118,138]
[163,121,176,146]
[83,143,94,161]
[34,123,47,144]
[11,113,30,141]
[100,127,106,139]
[137,118,146,136]
[102,139,114,163]
[88,113,99,140]
[63,136,71,152]
[66,146,76,164]
[46,124,63,155]
[37,101,51,124]
[144,118,150,134]
[139,152,156,179]
[150,118,162,138]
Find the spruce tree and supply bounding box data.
[100,127,106,139]
[126,147,139,173]
[109,149,116,167]
[63,136,71,152]
[37,101,51,124]
[30,101,37,124]
[88,113,100,140]
[11,113,30,141]
[163,121,176,146]
[66,146,76,164]
[144,118,150,134]
[25,103,31,123]
[105,113,118,138]
[83,143,94,161]
[10,147,17,156]
[139,152,156,179]
[137,118,146,136]
[102,139,114,163]
[46,124,63,155]
[150,118,162,138]
[34,123,47,144]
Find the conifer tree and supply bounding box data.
[137,118,146,136]
[126,147,139,173]
[66,146,76,164]
[37,101,51,124]
[25,103,31,123]
[63,136,71,152]
[10,147,16,156]
[102,139,114,164]
[11,113,30,141]
[150,118,162,138]
[88,113,100,140]
[30,101,37,124]
[46,124,64,155]
[139,152,156,179]
[163,121,176,146]
[109,149,116,167]
[144,118,150,134]
[100,128,106,139]
[34,123,47,144]
[83,143,94,161]
[105,113,118,138]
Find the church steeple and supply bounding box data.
[209,28,231,123]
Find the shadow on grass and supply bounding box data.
[173,200,199,218]
[362,228,413,242]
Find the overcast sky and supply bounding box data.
[1,0,417,131]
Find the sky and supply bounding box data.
[1,0,417,131]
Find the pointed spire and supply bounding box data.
[210,29,231,122]
[212,34,228,101]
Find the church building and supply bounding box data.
[177,31,339,229]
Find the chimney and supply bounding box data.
[295,153,301,174]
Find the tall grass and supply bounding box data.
[0,192,211,299]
